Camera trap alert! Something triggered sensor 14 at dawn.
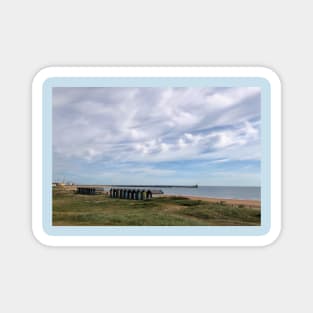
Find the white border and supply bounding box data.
[32,66,281,247]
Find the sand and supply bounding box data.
[157,194,261,208]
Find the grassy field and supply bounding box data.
[53,188,261,226]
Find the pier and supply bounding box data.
[75,184,198,188]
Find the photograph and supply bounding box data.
[52,86,261,227]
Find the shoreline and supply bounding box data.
[157,194,261,208]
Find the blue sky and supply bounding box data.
[53,87,261,186]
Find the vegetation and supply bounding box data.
[53,188,261,226]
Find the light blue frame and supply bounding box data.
[43,77,270,236]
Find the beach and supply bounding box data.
[156,194,261,208]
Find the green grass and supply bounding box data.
[52,189,261,226]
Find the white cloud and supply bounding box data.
[53,87,261,167]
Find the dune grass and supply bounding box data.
[52,188,261,226]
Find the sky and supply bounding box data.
[53,87,261,186]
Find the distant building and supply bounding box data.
[77,187,96,195]
[76,185,104,195]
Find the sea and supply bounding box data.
[160,186,260,200]
[111,186,261,201]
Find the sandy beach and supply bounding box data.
[157,194,261,208]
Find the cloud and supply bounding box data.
[53,87,261,185]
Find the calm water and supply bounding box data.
[160,186,260,200]
[112,186,261,200]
